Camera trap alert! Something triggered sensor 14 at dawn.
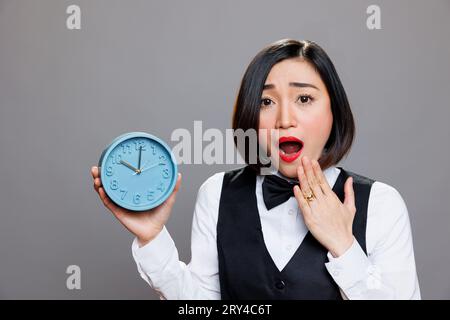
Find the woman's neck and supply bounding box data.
[275,170,299,183]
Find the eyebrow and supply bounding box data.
[263,82,319,91]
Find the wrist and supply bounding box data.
[329,235,354,258]
[137,237,152,247]
[137,228,163,247]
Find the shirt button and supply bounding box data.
[275,280,286,290]
[367,265,377,275]
[288,209,294,215]
[366,276,381,289]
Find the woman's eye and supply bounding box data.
[297,95,313,104]
[260,98,273,107]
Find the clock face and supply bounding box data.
[99,132,177,211]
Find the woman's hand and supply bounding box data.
[91,166,182,247]
[293,156,355,258]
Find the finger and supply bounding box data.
[94,177,102,190]
[91,166,99,179]
[173,173,182,193]
[164,173,182,208]
[297,158,318,203]
[294,185,312,219]
[311,159,333,195]
[343,177,356,214]
[297,164,312,200]
[301,156,324,200]
[98,186,113,209]
[98,187,124,218]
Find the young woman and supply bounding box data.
[91,39,420,299]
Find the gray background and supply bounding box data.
[0,0,449,299]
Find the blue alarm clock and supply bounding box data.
[98,132,178,211]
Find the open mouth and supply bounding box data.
[278,136,304,163]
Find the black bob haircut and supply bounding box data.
[232,39,355,173]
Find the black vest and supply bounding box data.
[217,166,375,300]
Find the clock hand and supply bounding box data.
[138,146,142,170]
[120,160,141,173]
[133,161,163,175]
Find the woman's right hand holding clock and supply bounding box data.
[91,166,182,247]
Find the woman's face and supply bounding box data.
[258,57,333,178]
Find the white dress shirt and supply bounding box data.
[131,166,421,300]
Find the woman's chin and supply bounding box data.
[277,160,301,179]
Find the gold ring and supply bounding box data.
[305,192,315,202]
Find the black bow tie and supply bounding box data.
[262,175,300,210]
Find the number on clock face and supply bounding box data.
[101,135,175,210]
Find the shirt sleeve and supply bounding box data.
[325,181,421,300]
[131,172,224,300]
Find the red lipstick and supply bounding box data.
[278,136,304,163]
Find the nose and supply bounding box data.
[275,101,297,129]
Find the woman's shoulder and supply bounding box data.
[193,168,252,227]
[341,168,404,200]
[341,167,409,220]
[198,171,226,193]
[363,177,410,227]
[371,180,407,216]
[357,175,414,251]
